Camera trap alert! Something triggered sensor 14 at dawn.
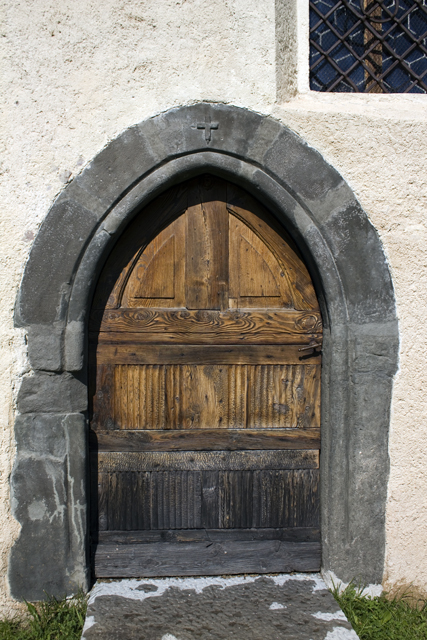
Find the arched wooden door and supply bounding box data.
[89,175,322,578]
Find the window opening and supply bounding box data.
[309,0,427,92]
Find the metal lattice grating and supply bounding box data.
[310,0,427,92]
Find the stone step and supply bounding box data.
[81,573,359,639]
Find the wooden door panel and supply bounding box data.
[226,184,319,311]
[96,467,319,531]
[123,215,186,308]
[247,364,321,430]
[92,364,115,430]
[229,215,292,308]
[89,176,322,577]
[185,184,229,310]
[95,363,320,431]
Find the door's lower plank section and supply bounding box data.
[92,429,321,451]
[97,527,320,544]
[93,540,321,577]
[95,469,319,531]
[95,450,319,472]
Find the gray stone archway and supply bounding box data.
[10,103,398,600]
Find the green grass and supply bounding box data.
[333,583,427,640]
[0,591,87,640]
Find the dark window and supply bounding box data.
[310,0,427,92]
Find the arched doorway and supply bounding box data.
[10,103,398,600]
[89,175,322,577]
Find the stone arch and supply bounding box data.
[10,103,398,600]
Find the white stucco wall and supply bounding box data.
[0,0,426,613]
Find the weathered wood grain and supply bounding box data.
[91,365,115,430]
[94,540,321,577]
[90,308,322,340]
[186,181,229,310]
[92,184,190,311]
[93,344,322,365]
[229,214,290,308]
[95,450,319,472]
[92,428,321,451]
[97,467,319,531]
[104,364,320,430]
[247,364,321,429]
[122,215,186,308]
[226,182,320,311]
[89,176,322,576]
[97,527,321,544]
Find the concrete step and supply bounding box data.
[81,573,359,640]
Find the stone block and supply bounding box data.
[9,414,88,600]
[17,372,87,414]
[64,321,85,372]
[320,202,396,324]
[138,104,280,166]
[74,125,158,208]
[16,199,99,326]
[263,128,343,202]
[27,324,63,372]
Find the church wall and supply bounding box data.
[0,0,426,612]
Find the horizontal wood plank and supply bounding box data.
[91,429,321,451]
[94,539,321,577]
[97,527,321,544]
[95,450,319,472]
[90,308,322,342]
[92,344,322,365]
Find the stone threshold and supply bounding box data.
[82,573,359,639]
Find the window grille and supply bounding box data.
[309,0,427,92]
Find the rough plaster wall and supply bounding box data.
[0,0,276,614]
[274,95,427,596]
[0,0,426,612]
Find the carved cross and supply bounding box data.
[197,118,219,144]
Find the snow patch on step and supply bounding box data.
[313,610,347,621]
[88,573,328,605]
[81,615,96,638]
[324,627,359,639]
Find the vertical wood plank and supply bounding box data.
[98,472,109,531]
[165,366,177,430]
[137,472,151,530]
[186,181,228,310]
[294,469,320,528]
[219,471,254,529]
[92,365,115,430]
[108,472,119,530]
[228,365,247,429]
[202,471,219,529]
[179,365,229,429]
[190,471,202,529]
